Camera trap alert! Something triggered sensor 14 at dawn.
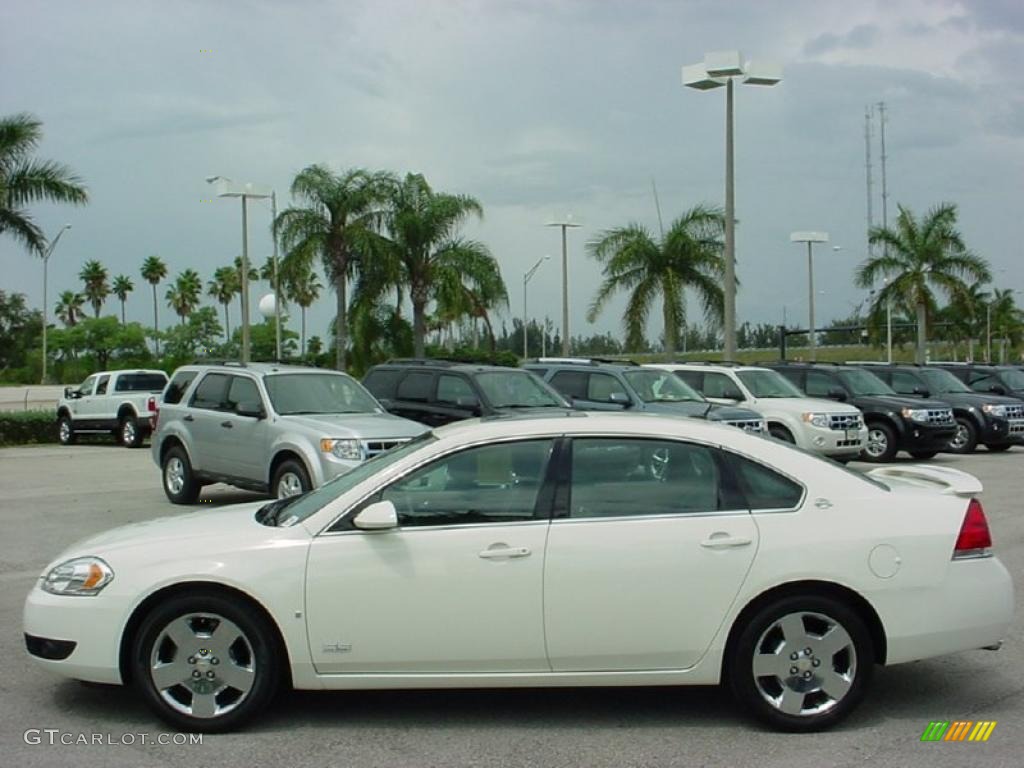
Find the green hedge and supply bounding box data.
[0,411,58,446]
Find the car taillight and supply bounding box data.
[953,498,992,558]
[148,397,159,430]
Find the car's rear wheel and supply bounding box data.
[728,595,872,732]
[948,417,978,454]
[131,592,281,732]
[986,443,1013,453]
[862,422,897,462]
[57,415,76,445]
[162,446,201,504]
[272,459,311,499]
[120,416,144,448]
[768,425,795,443]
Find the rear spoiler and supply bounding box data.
[867,465,983,497]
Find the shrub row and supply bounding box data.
[0,411,58,446]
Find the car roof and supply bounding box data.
[524,357,639,369]
[373,360,526,374]
[647,362,774,373]
[90,369,167,377]
[171,362,349,375]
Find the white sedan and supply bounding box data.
[24,412,1013,732]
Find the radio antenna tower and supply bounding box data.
[864,105,874,257]
[878,101,889,245]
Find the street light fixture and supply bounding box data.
[522,255,551,359]
[545,215,581,356]
[684,51,782,361]
[40,224,72,384]
[206,176,274,363]
[790,231,829,361]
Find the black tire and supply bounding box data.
[768,425,795,443]
[728,595,873,732]
[909,451,937,460]
[120,415,145,448]
[986,443,1013,453]
[162,445,201,504]
[57,415,76,445]
[130,591,281,733]
[947,417,978,455]
[271,459,311,499]
[861,422,898,462]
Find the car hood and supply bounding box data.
[278,412,428,438]
[745,397,860,416]
[704,404,764,421]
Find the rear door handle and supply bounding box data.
[700,534,753,549]
[220,421,233,429]
[183,414,194,422]
[478,546,531,559]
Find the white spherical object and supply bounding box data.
[258,293,277,318]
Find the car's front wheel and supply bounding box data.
[862,422,898,462]
[728,595,872,731]
[768,425,795,443]
[948,417,978,454]
[162,446,201,504]
[57,415,76,445]
[131,591,281,732]
[271,459,311,499]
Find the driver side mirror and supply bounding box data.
[989,384,1007,396]
[721,388,744,402]
[827,387,848,402]
[913,386,931,398]
[608,392,630,406]
[353,499,398,530]
[455,395,482,415]
[235,400,265,419]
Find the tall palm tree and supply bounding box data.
[0,112,88,255]
[55,290,85,327]
[383,173,505,357]
[284,263,322,357]
[586,205,726,355]
[207,266,239,340]
[989,287,1024,355]
[141,255,168,355]
[165,269,203,325]
[79,259,110,318]
[947,281,990,360]
[275,165,393,370]
[857,203,991,363]
[112,274,133,324]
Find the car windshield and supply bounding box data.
[919,368,971,394]
[998,368,1024,388]
[837,369,895,396]
[623,370,703,402]
[266,434,437,527]
[737,370,804,398]
[475,371,565,408]
[264,373,381,415]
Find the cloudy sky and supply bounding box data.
[2,0,1022,348]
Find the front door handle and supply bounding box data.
[700,533,753,549]
[220,421,233,429]
[478,545,531,559]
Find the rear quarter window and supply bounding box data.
[727,453,804,510]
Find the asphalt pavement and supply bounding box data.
[0,443,1021,768]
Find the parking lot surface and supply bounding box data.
[1,444,1022,767]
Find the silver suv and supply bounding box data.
[152,362,428,504]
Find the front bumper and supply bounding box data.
[800,424,867,458]
[895,421,957,452]
[23,584,126,684]
[979,415,1024,445]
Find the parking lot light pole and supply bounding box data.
[206,176,272,363]
[523,255,550,359]
[41,224,72,384]
[790,232,830,361]
[684,51,782,361]
[545,217,581,356]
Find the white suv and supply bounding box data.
[647,363,867,460]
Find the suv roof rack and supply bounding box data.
[190,359,247,367]
[530,357,639,367]
[386,358,462,367]
[668,360,744,367]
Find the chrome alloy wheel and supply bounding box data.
[751,611,857,717]
[58,420,71,442]
[122,420,137,446]
[165,457,185,495]
[949,423,970,451]
[276,472,304,498]
[149,613,255,718]
[865,428,889,459]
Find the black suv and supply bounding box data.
[851,363,1024,454]
[765,362,956,462]
[362,359,571,427]
[523,358,767,433]
[929,363,1024,401]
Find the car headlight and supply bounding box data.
[41,557,114,596]
[982,404,1008,418]
[320,438,364,461]
[901,407,930,423]
[802,412,831,428]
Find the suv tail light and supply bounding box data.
[953,498,992,558]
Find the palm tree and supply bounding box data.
[947,281,990,360]
[586,206,726,355]
[78,260,109,318]
[284,263,322,357]
[166,269,203,325]
[275,165,393,369]
[141,255,168,355]
[207,266,239,340]
[988,287,1024,357]
[857,203,990,363]
[55,290,85,327]
[112,274,133,324]
[0,113,88,255]
[383,173,505,357]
